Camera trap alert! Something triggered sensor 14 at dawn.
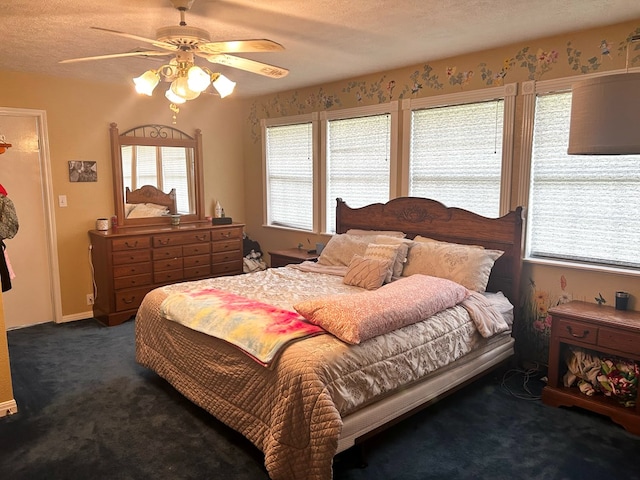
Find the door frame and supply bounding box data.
[0,107,62,323]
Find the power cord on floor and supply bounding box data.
[500,362,547,401]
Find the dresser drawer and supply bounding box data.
[153,231,211,247]
[184,265,211,279]
[183,243,211,256]
[211,227,242,241]
[154,257,183,272]
[184,254,210,268]
[115,287,151,312]
[114,273,152,290]
[113,262,152,278]
[112,249,151,265]
[598,327,640,356]
[153,246,182,260]
[111,236,150,251]
[212,260,243,276]
[212,239,241,253]
[556,318,598,345]
[212,251,239,264]
[154,269,183,284]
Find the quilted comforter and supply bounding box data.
[135,267,508,479]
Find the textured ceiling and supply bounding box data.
[4,0,640,98]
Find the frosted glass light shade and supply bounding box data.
[165,88,186,104]
[170,76,201,100]
[133,70,160,96]
[187,66,211,92]
[212,74,236,98]
[568,72,640,155]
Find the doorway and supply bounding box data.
[0,108,61,329]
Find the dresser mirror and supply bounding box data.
[110,123,205,227]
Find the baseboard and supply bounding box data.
[0,399,18,417]
[59,310,95,323]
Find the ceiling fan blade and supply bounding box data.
[90,27,178,51]
[204,54,289,78]
[60,51,172,64]
[197,39,284,55]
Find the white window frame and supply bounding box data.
[401,84,517,216]
[319,102,399,233]
[518,68,640,275]
[261,113,319,232]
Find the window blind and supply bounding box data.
[529,92,640,269]
[326,114,391,232]
[265,123,314,231]
[135,145,158,189]
[161,146,191,214]
[409,100,503,217]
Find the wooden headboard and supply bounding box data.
[335,197,524,310]
[125,185,177,215]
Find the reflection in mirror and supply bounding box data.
[110,123,205,228]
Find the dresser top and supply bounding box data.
[89,222,244,238]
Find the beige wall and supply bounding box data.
[0,71,246,318]
[241,19,640,316]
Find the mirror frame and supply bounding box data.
[110,123,205,228]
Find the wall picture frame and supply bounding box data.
[69,161,97,182]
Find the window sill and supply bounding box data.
[524,256,640,279]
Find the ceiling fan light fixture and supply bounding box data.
[187,65,211,92]
[212,73,236,98]
[165,88,187,104]
[170,76,201,100]
[133,70,160,96]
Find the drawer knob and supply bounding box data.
[566,325,589,339]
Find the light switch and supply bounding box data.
[58,195,67,207]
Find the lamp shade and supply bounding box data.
[568,72,640,155]
[133,70,160,96]
[212,74,236,98]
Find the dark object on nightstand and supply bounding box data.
[213,217,232,225]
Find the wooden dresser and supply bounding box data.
[542,301,640,434]
[89,223,244,326]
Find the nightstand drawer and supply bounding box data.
[556,318,598,345]
[599,327,640,356]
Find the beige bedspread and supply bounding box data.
[135,267,509,480]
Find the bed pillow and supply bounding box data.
[374,236,414,279]
[127,202,170,218]
[402,239,503,292]
[317,234,371,266]
[295,274,469,344]
[346,229,406,238]
[342,255,390,290]
[363,243,401,283]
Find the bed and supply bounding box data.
[124,185,177,218]
[135,197,524,480]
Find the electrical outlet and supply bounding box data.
[86,293,94,305]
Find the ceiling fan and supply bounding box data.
[60,0,288,109]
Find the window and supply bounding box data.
[403,85,515,217]
[527,90,640,269]
[263,117,315,231]
[324,112,393,233]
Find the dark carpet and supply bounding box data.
[1,319,639,480]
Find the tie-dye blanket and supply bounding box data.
[159,286,325,367]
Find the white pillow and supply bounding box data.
[317,234,371,266]
[127,202,170,218]
[402,238,503,292]
[374,236,414,279]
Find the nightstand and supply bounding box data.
[542,300,640,434]
[268,248,319,268]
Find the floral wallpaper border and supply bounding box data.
[248,27,640,141]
